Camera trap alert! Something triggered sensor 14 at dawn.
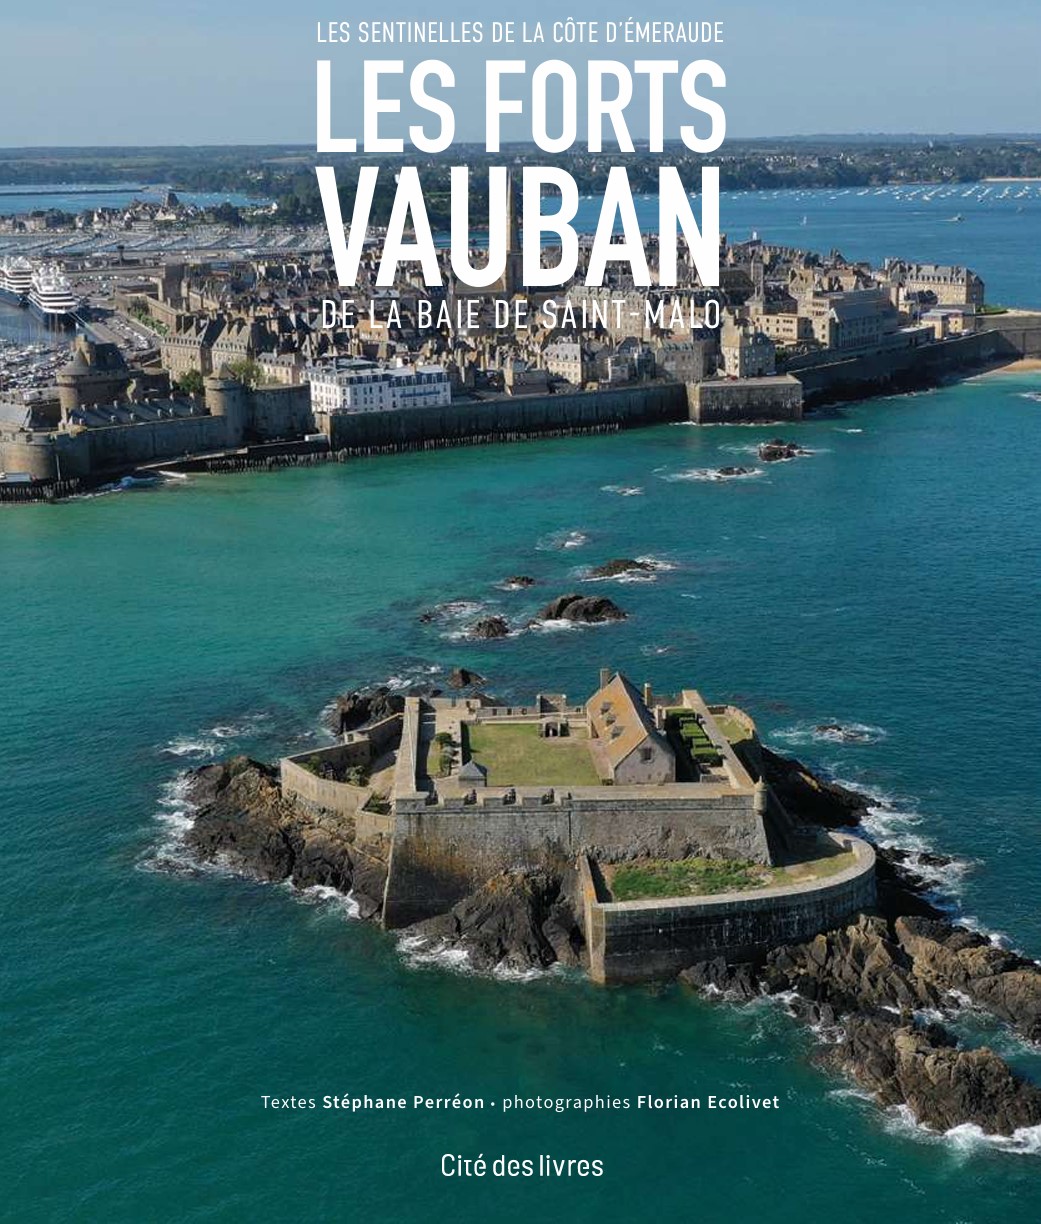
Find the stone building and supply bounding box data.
[884,260,985,309]
[720,317,777,378]
[586,672,675,785]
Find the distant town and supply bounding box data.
[2,140,1040,500]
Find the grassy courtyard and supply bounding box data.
[463,722,601,787]
[606,844,857,901]
[609,858,768,900]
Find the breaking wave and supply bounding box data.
[882,1104,1041,1156]
[158,712,273,762]
[600,484,644,497]
[396,934,474,973]
[286,882,361,921]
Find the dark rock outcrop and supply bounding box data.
[447,667,486,689]
[405,871,584,973]
[502,575,536,588]
[895,917,1041,1043]
[470,616,510,640]
[761,745,869,827]
[681,913,1041,1136]
[761,915,939,1014]
[679,957,760,1001]
[538,594,627,623]
[758,439,808,462]
[716,465,755,477]
[587,558,654,579]
[184,757,387,914]
[329,687,405,735]
[825,1014,1041,1136]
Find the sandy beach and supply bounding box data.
[981,357,1041,374]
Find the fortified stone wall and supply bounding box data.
[280,756,370,819]
[326,383,687,450]
[53,415,230,478]
[794,330,1009,405]
[979,315,1041,358]
[1,381,314,482]
[380,791,768,928]
[279,714,403,819]
[687,376,803,423]
[582,836,877,983]
[0,433,61,481]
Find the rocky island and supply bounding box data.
[179,669,1041,1140]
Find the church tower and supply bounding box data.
[499,168,524,295]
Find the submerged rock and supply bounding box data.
[502,575,536,588]
[587,558,655,579]
[538,594,627,623]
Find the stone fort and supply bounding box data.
[279,670,876,983]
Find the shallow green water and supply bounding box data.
[4,372,1041,1220]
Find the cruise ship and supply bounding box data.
[0,256,33,306]
[27,264,79,327]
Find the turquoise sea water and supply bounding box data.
[3,370,1041,1220]
[0,184,266,216]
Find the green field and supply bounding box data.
[463,722,601,786]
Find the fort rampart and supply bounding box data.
[380,789,770,928]
[579,835,877,984]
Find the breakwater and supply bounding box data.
[0,477,82,504]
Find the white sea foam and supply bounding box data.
[529,618,583,633]
[883,1105,1041,1156]
[1017,391,1041,402]
[428,599,487,622]
[291,883,361,921]
[836,427,864,433]
[772,720,889,747]
[138,771,218,876]
[536,528,590,551]
[600,484,645,496]
[161,736,222,761]
[396,934,473,973]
